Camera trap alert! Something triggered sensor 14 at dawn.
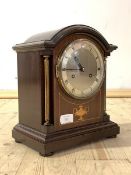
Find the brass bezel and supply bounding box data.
[56,38,105,100]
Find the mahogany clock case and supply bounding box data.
[12,25,120,156]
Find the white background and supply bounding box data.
[0,0,131,90]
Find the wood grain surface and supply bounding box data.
[0,98,131,175]
[1,89,131,99]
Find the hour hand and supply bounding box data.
[74,56,84,72]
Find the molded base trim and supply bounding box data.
[12,121,120,156]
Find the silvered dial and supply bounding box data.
[57,38,104,99]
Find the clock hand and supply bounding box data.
[74,56,84,72]
[62,68,81,71]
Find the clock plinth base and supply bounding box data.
[12,121,120,156]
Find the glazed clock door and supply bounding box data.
[56,38,104,99]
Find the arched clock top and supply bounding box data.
[13,25,117,56]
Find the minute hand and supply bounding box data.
[62,68,81,71]
[74,56,84,72]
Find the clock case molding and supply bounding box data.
[12,25,120,156]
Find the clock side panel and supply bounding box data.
[53,34,106,131]
[17,52,43,131]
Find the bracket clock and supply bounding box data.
[12,24,120,156]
